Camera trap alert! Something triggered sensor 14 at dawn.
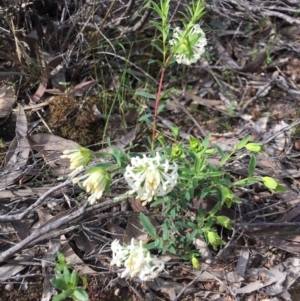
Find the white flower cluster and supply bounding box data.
[124,153,178,205]
[73,167,111,205]
[169,24,207,65]
[111,239,164,281]
[61,147,92,172]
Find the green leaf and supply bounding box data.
[160,0,170,16]
[182,33,199,58]
[245,143,263,152]
[262,176,278,190]
[275,183,286,192]
[149,21,163,33]
[187,230,199,241]
[57,252,65,264]
[154,237,163,249]
[158,102,166,114]
[148,58,160,65]
[194,154,205,173]
[73,288,89,301]
[205,148,215,155]
[146,241,156,250]
[151,197,165,207]
[55,264,65,272]
[213,144,225,157]
[209,202,222,216]
[138,113,153,122]
[219,152,232,166]
[157,134,166,147]
[140,213,157,238]
[135,91,156,99]
[234,177,260,186]
[50,278,69,291]
[170,207,177,219]
[151,2,162,16]
[205,216,214,229]
[175,43,189,56]
[186,5,194,17]
[52,290,74,301]
[200,187,210,198]
[205,171,224,177]
[235,136,250,151]
[202,135,211,149]
[151,42,164,55]
[168,245,177,254]
[185,190,191,201]
[194,171,224,180]
[53,274,65,281]
[162,223,169,241]
[180,167,195,175]
[63,266,71,283]
[248,154,257,177]
[70,270,79,288]
[189,32,201,44]
[171,125,180,139]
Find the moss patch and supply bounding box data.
[46,95,124,146]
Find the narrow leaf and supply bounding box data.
[63,266,71,283]
[70,270,79,287]
[194,171,224,180]
[57,252,65,263]
[151,42,164,55]
[248,154,256,177]
[135,91,156,99]
[235,136,250,150]
[234,177,260,186]
[140,213,157,238]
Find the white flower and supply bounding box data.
[169,24,207,65]
[110,239,165,281]
[73,167,111,205]
[61,147,92,170]
[124,153,178,205]
[111,240,130,267]
[139,256,165,281]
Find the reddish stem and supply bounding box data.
[151,66,166,150]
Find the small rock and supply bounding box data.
[114,288,120,296]
[5,283,14,291]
